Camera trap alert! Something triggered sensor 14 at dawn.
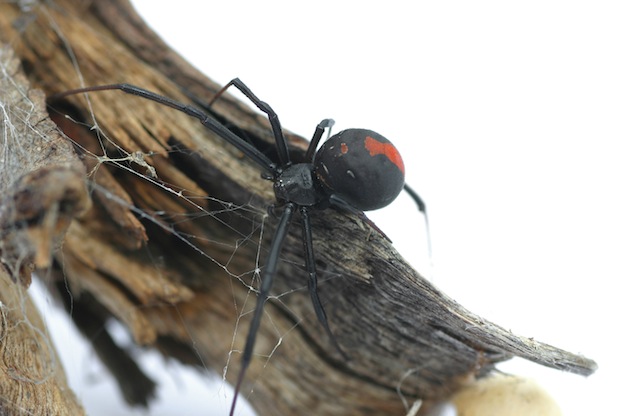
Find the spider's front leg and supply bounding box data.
[210,78,290,166]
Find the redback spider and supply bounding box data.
[54,78,428,415]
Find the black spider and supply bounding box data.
[54,78,427,415]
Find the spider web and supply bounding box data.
[0,3,454,415]
[0,5,355,416]
[3,1,609,416]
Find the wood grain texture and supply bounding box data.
[0,43,87,416]
[0,1,596,415]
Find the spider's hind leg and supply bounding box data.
[328,194,392,242]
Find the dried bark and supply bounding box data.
[0,45,87,415]
[0,1,596,415]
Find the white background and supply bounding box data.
[32,1,622,415]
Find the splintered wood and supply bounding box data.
[0,1,596,415]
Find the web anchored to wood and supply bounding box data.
[0,1,596,415]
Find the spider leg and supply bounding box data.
[403,183,426,215]
[300,207,348,359]
[230,203,295,416]
[328,194,392,242]
[305,119,335,163]
[403,183,432,261]
[52,84,275,172]
[210,78,291,166]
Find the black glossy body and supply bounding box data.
[314,129,405,211]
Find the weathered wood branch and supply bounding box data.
[0,45,88,415]
[0,1,596,415]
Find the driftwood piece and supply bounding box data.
[0,1,597,415]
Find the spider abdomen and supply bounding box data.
[314,129,405,211]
